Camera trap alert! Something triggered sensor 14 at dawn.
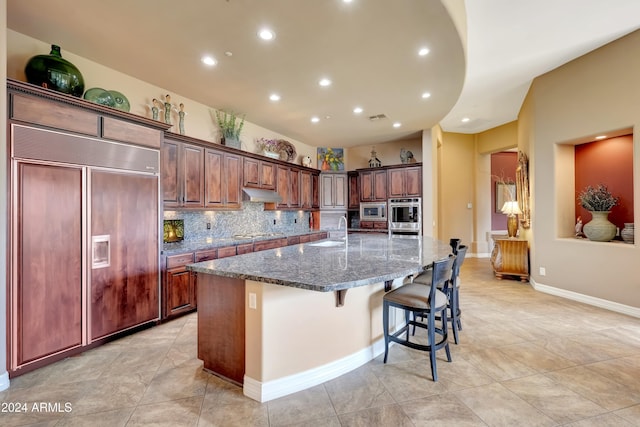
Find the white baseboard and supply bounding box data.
[531,278,640,318]
[0,372,9,392]
[244,338,388,402]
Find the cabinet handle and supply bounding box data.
[92,235,110,269]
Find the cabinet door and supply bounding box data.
[243,157,260,187]
[289,168,301,208]
[320,174,335,209]
[300,171,312,208]
[404,167,422,196]
[348,172,359,209]
[182,143,205,207]
[161,139,180,207]
[312,173,320,208]
[360,171,373,201]
[373,170,387,201]
[204,148,223,207]
[275,165,290,208]
[387,169,406,198]
[224,153,242,208]
[90,170,159,340]
[260,161,276,190]
[15,162,83,366]
[165,267,196,318]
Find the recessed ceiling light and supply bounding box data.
[418,47,430,56]
[461,117,470,123]
[318,78,332,87]
[343,0,353,3]
[269,93,281,102]
[201,56,217,66]
[393,122,401,128]
[595,135,607,140]
[258,28,275,41]
[421,92,431,99]
[311,116,320,123]
[224,51,233,57]
[353,107,363,114]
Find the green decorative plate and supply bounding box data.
[108,90,130,112]
[83,87,115,107]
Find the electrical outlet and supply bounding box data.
[539,267,546,276]
[273,219,276,225]
[294,218,297,223]
[206,223,211,230]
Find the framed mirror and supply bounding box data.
[516,151,531,228]
[495,182,516,213]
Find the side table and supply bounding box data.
[490,238,529,282]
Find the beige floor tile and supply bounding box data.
[323,365,395,414]
[614,404,640,426]
[127,396,202,427]
[55,407,134,427]
[561,412,638,427]
[400,393,487,426]
[502,374,607,423]
[337,404,414,427]
[198,395,269,427]
[456,382,556,427]
[497,341,576,372]
[139,362,210,405]
[462,347,538,381]
[266,385,336,426]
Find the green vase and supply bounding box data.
[25,44,85,97]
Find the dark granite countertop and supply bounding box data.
[162,230,328,255]
[186,233,452,292]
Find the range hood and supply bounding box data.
[242,187,282,203]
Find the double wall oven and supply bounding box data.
[388,197,422,236]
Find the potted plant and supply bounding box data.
[214,109,245,149]
[256,138,282,159]
[578,184,619,241]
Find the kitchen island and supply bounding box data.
[187,233,451,402]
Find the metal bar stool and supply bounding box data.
[382,255,455,381]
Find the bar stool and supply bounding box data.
[413,244,467,344]
[382,255,455,381]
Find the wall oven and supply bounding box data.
[388,198,422,235]
[360,201,387,222]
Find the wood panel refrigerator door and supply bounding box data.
[15,162,83,366]
[90,170,159,340]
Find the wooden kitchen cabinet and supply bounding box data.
[348,171,359,210]
[359,169,387,202]
[243,157,276,190]
[490,239,529,282]
[388,166,421,198]
[320,172,348,210]
[204,148,242,209]
[162,137,205,208]
[254,237,288,251]
[270,165,301,209]
[164,253,197,320]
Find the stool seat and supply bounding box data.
[383,283,448,310]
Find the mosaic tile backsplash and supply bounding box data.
[163,202,310,243]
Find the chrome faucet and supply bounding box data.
[338,214,348,243]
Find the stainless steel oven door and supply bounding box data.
[389,198,421,233]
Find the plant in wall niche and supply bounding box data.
[214,109,245,144]
[578,184,618,211]
[578,184,619,242]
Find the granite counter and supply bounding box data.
[187,233,451,291]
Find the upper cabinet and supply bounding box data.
[348,172,359,210]
[162,137,205,208]
[243,157,276,190]
[320,172,348,210]
[204,148,242,209]
[270,165,301,210]
[359,169,388,202]
[388,166,422,198]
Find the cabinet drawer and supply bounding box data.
[299,234,311,243]
[166,252,195,269]
[287,236,301,245]
[254,238,287,252]
[195,249,217,262]
[102,116,162,148]
[218,246,237,258]
[373,221,388,229]
[237,243,254,254]
[11,92,99,136]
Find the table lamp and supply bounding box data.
[501,201,522,238]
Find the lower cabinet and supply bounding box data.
[164,253,197,320]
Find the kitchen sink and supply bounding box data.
[307,240,345,247]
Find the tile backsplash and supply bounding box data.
[163,202,310,242]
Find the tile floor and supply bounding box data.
[2,258,640,426]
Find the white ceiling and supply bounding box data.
[7,0,640,147]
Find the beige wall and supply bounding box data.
[477,121,518,154]
[345,137,422,170]
[524,29,640,308]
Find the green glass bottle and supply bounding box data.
[25,44,85,97]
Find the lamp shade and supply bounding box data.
[501,201,522,215]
